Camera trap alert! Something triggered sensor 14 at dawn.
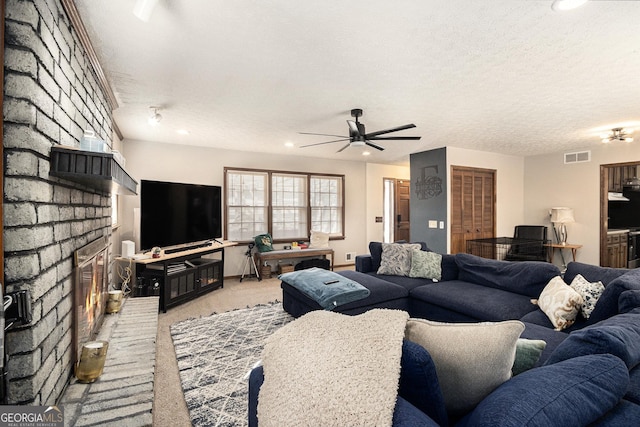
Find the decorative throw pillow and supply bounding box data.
[569,274,605,319]
[405,318,525,418]
[377,243,421,276]
[308,230,330,249]
[534,276,583,331]
[409,250,442,281]
[512,339,546,376]
[254,233,274,252]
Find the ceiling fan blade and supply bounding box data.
[367,136,422,141]
[337,143,352,153]
[364,123,416,138]
[347,120,360,136]
[300,138,351,148]
[299,132,348,138]
[365,141,385,151]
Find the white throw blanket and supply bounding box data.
[257,309,410,427]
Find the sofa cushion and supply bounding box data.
[619,289,640,314]
[564,261,629,287]
[440,254,459,281]
[587,268,640,326]
[409,250,442,281]
[370,273,435,292]
[590,399,640,427]
[512,338,546,376]
[410,280,540,322]
[393,396,441,427]
[535,276,583,331]
[569,274,605,319]
[455,253,560,298]
[458,354,630,427]
[377,243,422,276]
[405,318,524,419]
[627,366,640,405]
[545,308,640,370]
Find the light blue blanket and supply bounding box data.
[279,267,370,310]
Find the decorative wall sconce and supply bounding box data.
[550,207,575,246]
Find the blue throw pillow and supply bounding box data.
[455,253,560,298]
[398,340,448,427]
[545,310,640,370]
[564,262,629,287]
[619,290,640,314]
[458,354,629,427]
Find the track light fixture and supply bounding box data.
[601,128,634,144]
[148,107,162,126]
[551,0,588,12]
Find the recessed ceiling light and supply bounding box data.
[284,142,294,148]
[177,129,190,135]
[148,107,162,126]
[362,151,371,156]
[551,0,588,12]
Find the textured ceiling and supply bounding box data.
[73,0,640,164]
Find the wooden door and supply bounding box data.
[395,179,411,242]
[450,167,496,254]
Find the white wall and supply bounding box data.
[119,140,394,275]
[524,143,640,265]
[365,163,410,243]
[446,147,526,251]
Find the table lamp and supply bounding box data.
[550,207,575,246]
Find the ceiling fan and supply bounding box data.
[300,109,421,153]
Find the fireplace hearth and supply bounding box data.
[73,236,110,371]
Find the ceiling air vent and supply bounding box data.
[564,150,591,164]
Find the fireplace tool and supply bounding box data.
[240,243,259,282]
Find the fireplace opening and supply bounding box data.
[73,236,109,372]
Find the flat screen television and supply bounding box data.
[140,180,222,251]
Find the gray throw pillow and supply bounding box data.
[377,243,421,276]
[405,318,524,418]
[409,249,442,281]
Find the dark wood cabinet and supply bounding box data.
[128,243,234,311]
[608,165,638,192]
[606,232,628,268]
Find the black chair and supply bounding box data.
[504,225,549,262]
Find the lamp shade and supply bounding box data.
[550,207,575,223]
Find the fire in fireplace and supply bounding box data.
[73,236,109,370]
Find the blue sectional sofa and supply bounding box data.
[265,242,640,425]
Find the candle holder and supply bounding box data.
[106,290,123,313]
[76,341,109,383]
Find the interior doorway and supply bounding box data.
[383,178,411,243]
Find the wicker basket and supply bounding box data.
[278,264,294,274]
[260,265,272,279]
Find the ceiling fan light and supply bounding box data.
[148,107,162,126]
[551,0,588,12]
[133,0,159,22]
[351,139,365,147]
[601,138,612,144]
[625,138,634,143]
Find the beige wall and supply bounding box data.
[119,140,396,275]
[365,163,411,243]
[446,147,526,251]
[524,143,640,265]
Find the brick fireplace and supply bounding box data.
[3,0,116,404]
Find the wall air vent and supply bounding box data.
[564,150,591,164]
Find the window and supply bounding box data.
[225,168,344,242]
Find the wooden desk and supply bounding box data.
[546,243,582,263]
[254,248,334,279]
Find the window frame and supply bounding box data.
[224,167,345,243]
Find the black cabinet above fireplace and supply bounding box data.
[49,146,138,195]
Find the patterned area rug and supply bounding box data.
[170,303,294,427]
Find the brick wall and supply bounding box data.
[3,0,114,404]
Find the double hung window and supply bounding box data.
[224,168,344,242]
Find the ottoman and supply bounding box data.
[281,270,409,317]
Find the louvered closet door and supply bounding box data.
[450,167,496,254]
